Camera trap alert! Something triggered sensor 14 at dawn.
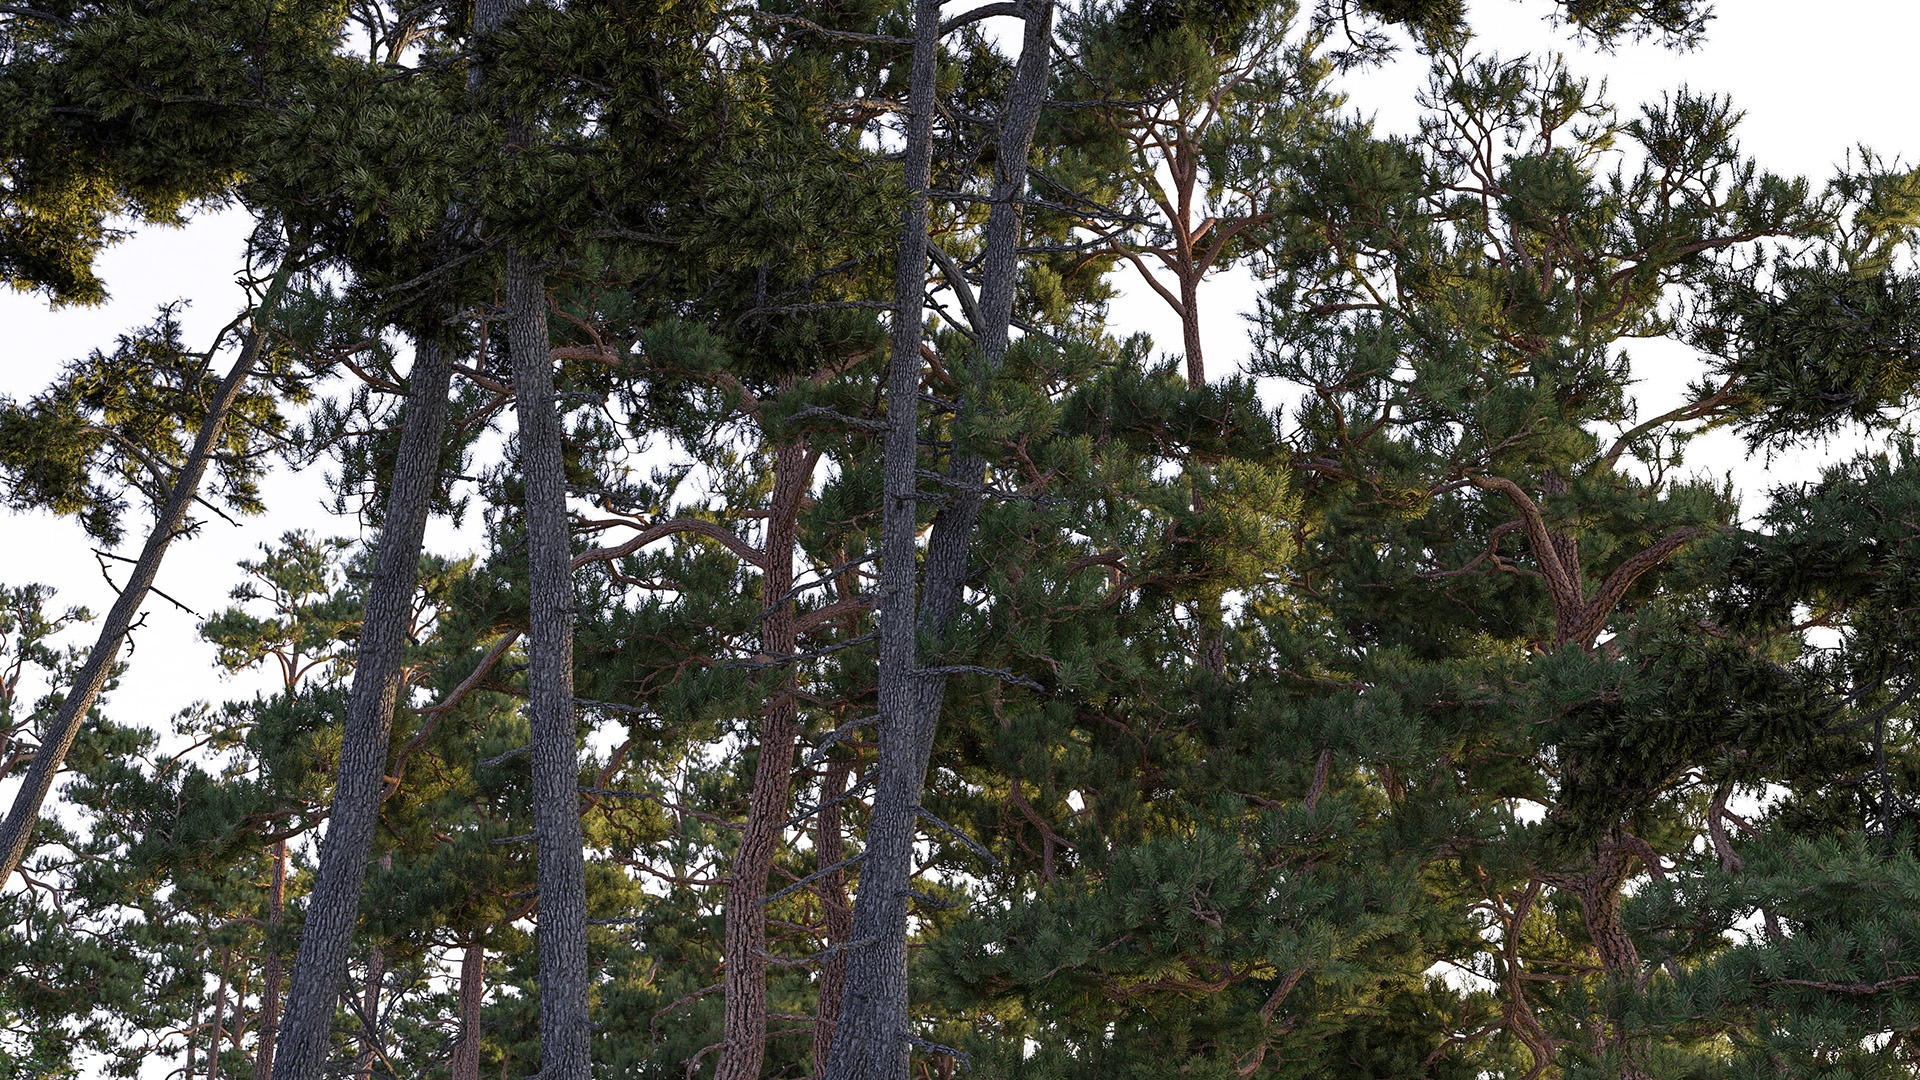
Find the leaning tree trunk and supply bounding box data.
[716,439,817,1080]
[825,4,1053,1078]
[271,338,454,1080]
[0,254,299,885]
[817,0,938,1070]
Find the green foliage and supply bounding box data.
[0,305,289,542]
[10,1,1920,1079]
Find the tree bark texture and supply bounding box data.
[452,942,486,1080]
[1562,837,1649,1080]
[817,0,939,1070]
[355,853,391,1080]
[716,440,815,1080]
[0,255,298,884]
[469,0,593,1069]
[505,247,594,1080]
[826,4,1052,1078]
[254,839,287,1080]
[811,755,855,1076]
[271,338,454,1080]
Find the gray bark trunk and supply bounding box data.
[825,4,1052,1078]
[471,0,592,1070]
[0,257,298,883]
[504,244,594,1080]
[817,0,939,1069]
[270,338,454,1080]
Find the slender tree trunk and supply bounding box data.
[355,853,391,1079]
[187,971,206,1080]
[255,840,287,1079]
[819,0,938,1070]
[208,956,228,1080]
[451,942,486,1080]
[716,441,815,1080]
[472,0,592,1070]
[271,338,455,1080]
[505,246,593,1080]
[233,968,249,1059]
[1178,257,1224,676]
[812,755,855,1076]
[825,5,1053,1078]
[0,255,299,884]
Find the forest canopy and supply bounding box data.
[3,1,1920,1079]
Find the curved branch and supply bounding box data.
[573,517,764,571]
[1467,476,1582,620]
[1570,527,1704,644]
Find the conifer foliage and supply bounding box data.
[7,0,1920,1078]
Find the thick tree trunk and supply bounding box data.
[451,942,486,1080]
[716,441,814,1080]
[254,840,287,1079]
[812,756,855,1076]
[1565,837,1648,1080]
[271,338,454,1080]
[0,256,298,884]
[825,5,1052,1078]
[1179,266,1204,387]
[505,247,593,1080]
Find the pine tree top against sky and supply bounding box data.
[1,2,1920,1079]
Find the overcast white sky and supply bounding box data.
[1,0,1914,757]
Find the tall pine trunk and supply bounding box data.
[716,440,815,1080]
[0,256,299,884]
[504,245,593,1079]
[825,4,1052,1077]
[207,956,228,1080]
[254,839,287,1079]
[811,755,855,1075]
[271,338,454,1080]
[451,942,486,1080]
[818,0,938,1068]
[470,0,593,1069]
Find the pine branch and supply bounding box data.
[763,852,865,907]
[917,805,999,868]
[730,631,878,671]
[917,664,1045,691]
[783,774,875,828]
[786,403,888,433]
[898,1032,972,1073]
[748,11,911,45]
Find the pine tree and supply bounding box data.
[0,251,305,887]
